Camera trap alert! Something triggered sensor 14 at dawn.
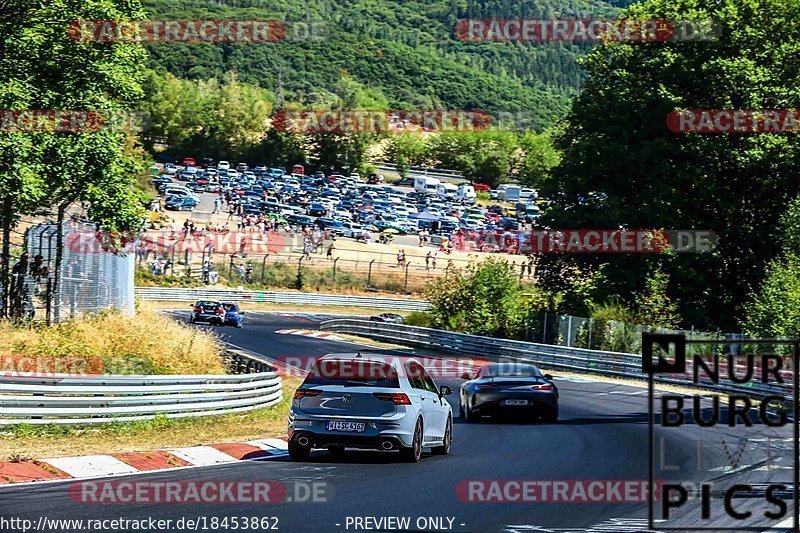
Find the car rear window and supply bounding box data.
[304,360,400,388]
[480,364,542,378]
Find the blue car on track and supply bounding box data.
[221,303,244,328]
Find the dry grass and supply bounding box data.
[0,307,225,376]
[0,378,302,459]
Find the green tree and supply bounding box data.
[745,197,800,337]
[309,77,389,172]
[384,134,430,176]
[426,258,525,338]
[634,264,681,329]
[428,131,518,187]
[518,129,560,188]
[1,0,149,316]
[541,0,800,329]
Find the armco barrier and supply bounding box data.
[135,287,431,311]
[0,352,283,425]
[319,320,794,401]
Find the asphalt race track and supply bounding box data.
[0,312,795,532]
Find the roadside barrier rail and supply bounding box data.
[0,350,282,425]
[136,287,431,311]
[320,320,794,401]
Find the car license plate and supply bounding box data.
[326,421,366,432]
[503,399,528,406]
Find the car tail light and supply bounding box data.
[532,384,554,391]
[476,384,496,390]
[216,308,224,314]
[193,306,202,312]
[293,389,322,399]
[373,393,411,405]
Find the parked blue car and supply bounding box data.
[165,196,198,211]
[221,303,244,328]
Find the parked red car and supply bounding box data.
[183,157,197,167]
[474,183,491,192]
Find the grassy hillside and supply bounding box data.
[143,0,626,126]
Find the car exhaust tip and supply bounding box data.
[298,436,310,446]
[381,441,394,450]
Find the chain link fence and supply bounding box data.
[133,229,537,293]
[526,311,746,355]
[3,222,135,323]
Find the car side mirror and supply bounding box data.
[439,385,453,396]
[544,374,553,381]
[460,372,471,380]
[238,311,245,315]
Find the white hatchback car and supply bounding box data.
[288,353,453,462]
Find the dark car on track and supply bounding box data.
[459,363,558,422]
[189,301,225,325]
[369,313,405,324]
[221,303,244,328]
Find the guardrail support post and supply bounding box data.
[367,259,375,288]
[261,254,269,282]
[295,256,304,290]
[404,261,411,290]
[333,257,339,282]
[542,312,548,343]
[566,316,573,347]
[45,278,52,325]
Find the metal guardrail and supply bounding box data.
[136,287,431,311]
[0,350,283,426]
[371,162,468,183]
[320,320,794,401]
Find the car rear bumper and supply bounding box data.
[471,393,557,415]
[288,430,408,451]
[288,416,415,448]
[194,314,222,323]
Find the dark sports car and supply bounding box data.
[369,313,405,324]
[189,301,224,325]
[459,363,558,422]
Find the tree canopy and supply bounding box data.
[540,0,800,329]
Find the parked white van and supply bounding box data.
[457,184,476,204]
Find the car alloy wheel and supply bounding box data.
[400,419,423,463]
[432,417,451,455]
